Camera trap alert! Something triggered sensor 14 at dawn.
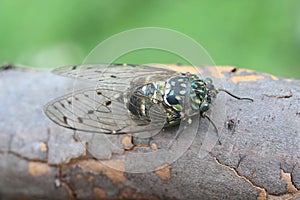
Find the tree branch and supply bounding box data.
[0,64,299,200]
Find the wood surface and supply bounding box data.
[0,64,299,200]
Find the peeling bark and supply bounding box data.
[0,64,299,200]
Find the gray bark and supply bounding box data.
[0,64,299,200]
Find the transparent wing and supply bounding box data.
[52,63,181,88]
[44,87,166,136]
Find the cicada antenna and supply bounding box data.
[218,88,254,102]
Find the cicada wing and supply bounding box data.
[52,64,180,88]
[44,87,167,136]
[44,88,125,133]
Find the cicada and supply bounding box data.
[44,64,253,138]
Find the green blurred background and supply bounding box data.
[0,0,299,78]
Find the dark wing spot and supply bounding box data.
[87,110,94,114]
[60,103,65,108]
[67,100,72,105]
[84,94,89,97]
[63,116,68,124]
[105,100,112,106]
[53,105,58,110]
[74,97,79,101]
[77,117,83,123]
[97,91,102,95]
[110,75,117,78]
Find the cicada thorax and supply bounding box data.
[128,72,217,127]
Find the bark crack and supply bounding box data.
[56,165,78,200]
[215,157,300,199]
[214,157,267,200]
[280,168,299,194]
[6,150,48,163]
[263,90,293,99]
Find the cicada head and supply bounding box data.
[190,77,218,118]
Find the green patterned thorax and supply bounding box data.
[129,72,217,126]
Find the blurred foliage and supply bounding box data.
[0,0,299,78]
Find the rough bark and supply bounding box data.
[0,64,299,200]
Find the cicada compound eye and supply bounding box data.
[200,102,210,113]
